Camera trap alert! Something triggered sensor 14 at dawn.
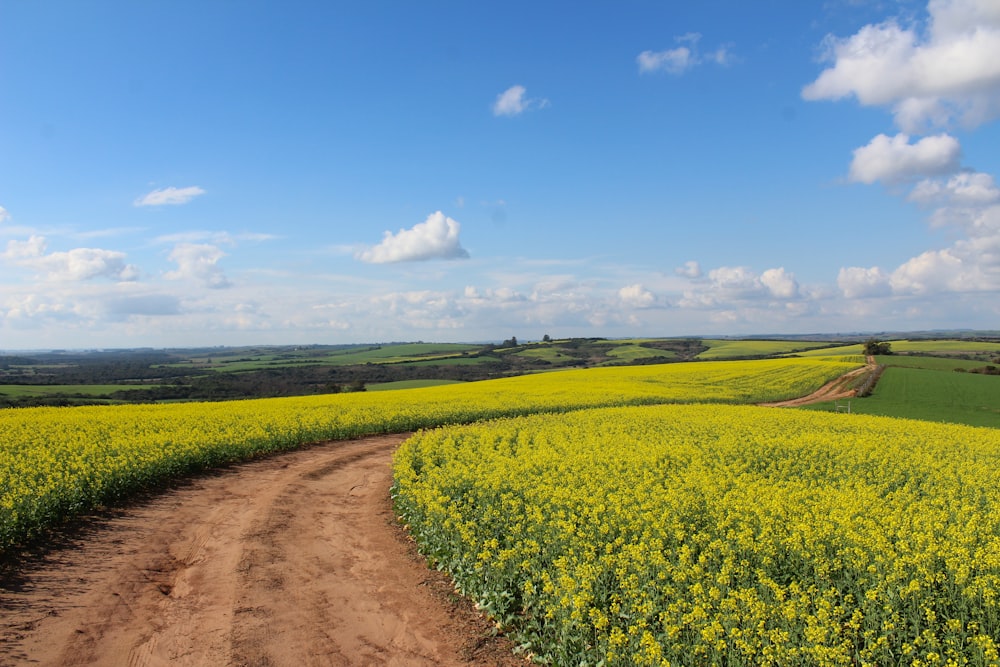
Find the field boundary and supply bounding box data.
[759,356,876,408]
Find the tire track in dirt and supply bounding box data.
[0,435,519,666]
[758,356,876,408]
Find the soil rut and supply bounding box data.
[0,435,518,667]
[759,356,876,408]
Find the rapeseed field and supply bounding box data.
[1,357,854,552]
[394,404,1000,666]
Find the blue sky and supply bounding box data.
[2,0,999,349]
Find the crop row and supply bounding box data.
[1,357,855,553]
[393,404,1000,666]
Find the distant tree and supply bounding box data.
[863,338,892,355]
[542,334,551,342]
[502,336,519,348]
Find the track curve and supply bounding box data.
[0,434,518,666]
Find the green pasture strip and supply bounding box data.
[877,354,989,371]
[160,343,485,370]
[402,356,492,367]
[696,339,835,359]
[0,384,151,398]
[509,347,576,363]
[309,343,481,366]
[604,342,676,362]
[794,343,866,357]
[366,379,465,391]
[0,357,855,553]
[890,339,1000,356]
[805,365,1000,428]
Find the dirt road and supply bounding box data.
[759,356,876,408]
[0,435,519,667]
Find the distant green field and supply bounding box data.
[0,384,145,398]
[366,379,465,391]
[795,344,865,357]
[795,339,1000,360]
[697,339,834,359]
[876,354,988,371]
[890,339,1000,356]
[401,356,490,367]
[508,346,573,363]
[604,342,676,362]
[317,342,479,361]
[165,342,484,371]
[805,365,1000,428]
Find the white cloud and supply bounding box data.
[0,206,10,223]
[637,47,696,75]
[2,235,139,282]
[890,247,967,294]
[760,268,799,299]
[134,186,206,207]
[909,171,1000,206]
[679,265,800,308]
[3,235,47,260]
[463,285,524,304]
[848,133,961,184]
[891,233,1000,294]
[43,248,140,282]
[709,266,765,296]
[492,85,549,117]
[165,243,231,288]
[356,211,469,264]
[838,266,892,298]
[675,260,703,279]
[618,283,656,308]
[802,1,1000,131]
[638,33,734,75]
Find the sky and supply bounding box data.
[2,0,1000,349]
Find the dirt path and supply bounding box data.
[759,356,876,408]
[0,435,520,667]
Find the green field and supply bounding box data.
[889,339,1000,357]
[162,342,484,371]
[876,354,989,371]
[366,379,465,391]
[604,341,678,362]
[696,339,835,359]
[807,365,1000,428]
[0,384,149,399]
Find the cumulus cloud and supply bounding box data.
[637,46,696,75]
[3,235,47,260]
[909,171,1000,206]
[0,206,10,223]
[492,85,549,117]
[805,1,1000,309]
[890,247,968,294]
[838,266,892,298]
[679,265,800,308]
[165,243,231,288]
[356,211,469,264]
[463,285,524,303]
[638,33,734,74]
[848,133,961,184]
[618,283,656,308]
[802,1,1000,131]
[675,260,703,279]
[134,186,206,207]
[760,268,799,299]
[2,235,139,282]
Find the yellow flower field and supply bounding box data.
[393,405,1000,666]
[1,357,854,552]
